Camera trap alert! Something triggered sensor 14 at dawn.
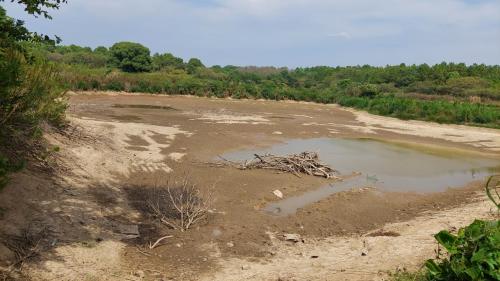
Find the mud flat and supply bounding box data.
[1,92,499,281]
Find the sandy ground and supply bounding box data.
[204,194,497,281]
[0,92,499,281]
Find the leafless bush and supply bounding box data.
[147,177,214,232]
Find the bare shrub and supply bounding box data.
[147,177,214,232]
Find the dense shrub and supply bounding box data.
[425,220,500,281]
[0,49,66,129]
[0,4,67,188]
[109,42,152,72]
[152,52,184,71]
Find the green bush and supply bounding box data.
[0,48,66,128]
[104,80,125,91]
[109,41,151,72]
[425,220,500,281]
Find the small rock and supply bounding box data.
[226,241,234,248]
[273,189,284,199]
[118,224,139,235]
[283,233,303,243]
[241,265,250,270]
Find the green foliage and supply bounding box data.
[0,2,66,188]
[485,175,500,209]
[109,42,151,72]
[0,6,31,46]
[186,57,204,74]
[0,0,67,19]
[152,52,184,71]
[424,220,500,281]
[0,49,66,128]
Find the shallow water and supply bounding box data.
[222,138,500,215]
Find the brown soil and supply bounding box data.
[0,91,499,281]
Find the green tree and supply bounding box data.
[0,0,67,18]
[186,57,204,74]
[109,41,151,72]
[151,52,184,71]
[93,46,109,55]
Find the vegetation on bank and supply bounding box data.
[391,176,500,281]
[392,220,500,281]
[32,42,500,128]
[0,3,66,188]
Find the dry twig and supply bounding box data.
[148,235,173,249]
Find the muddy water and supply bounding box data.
[223,138,500,215]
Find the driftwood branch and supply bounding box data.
[211,152,340,179]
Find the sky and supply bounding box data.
[3,0,500,67]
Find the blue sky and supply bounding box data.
[3,0,500,67]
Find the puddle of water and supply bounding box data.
[222,138,500,216]
[113,104,178,111]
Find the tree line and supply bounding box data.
[32,41,500,128]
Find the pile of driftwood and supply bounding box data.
[215,152,340,179]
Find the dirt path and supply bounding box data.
[0,92,498,280]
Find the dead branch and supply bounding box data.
[212,152,340,179]
[148,235,173,249]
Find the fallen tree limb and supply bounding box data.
[211,152,341,179]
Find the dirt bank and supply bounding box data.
[0,92,498,280]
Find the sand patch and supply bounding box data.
[63,116,192,180]
[196,112,270,125]
[350,109,500,151]
[168,152,186,162]
[203,194,496,281]
[29,241,132,281]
